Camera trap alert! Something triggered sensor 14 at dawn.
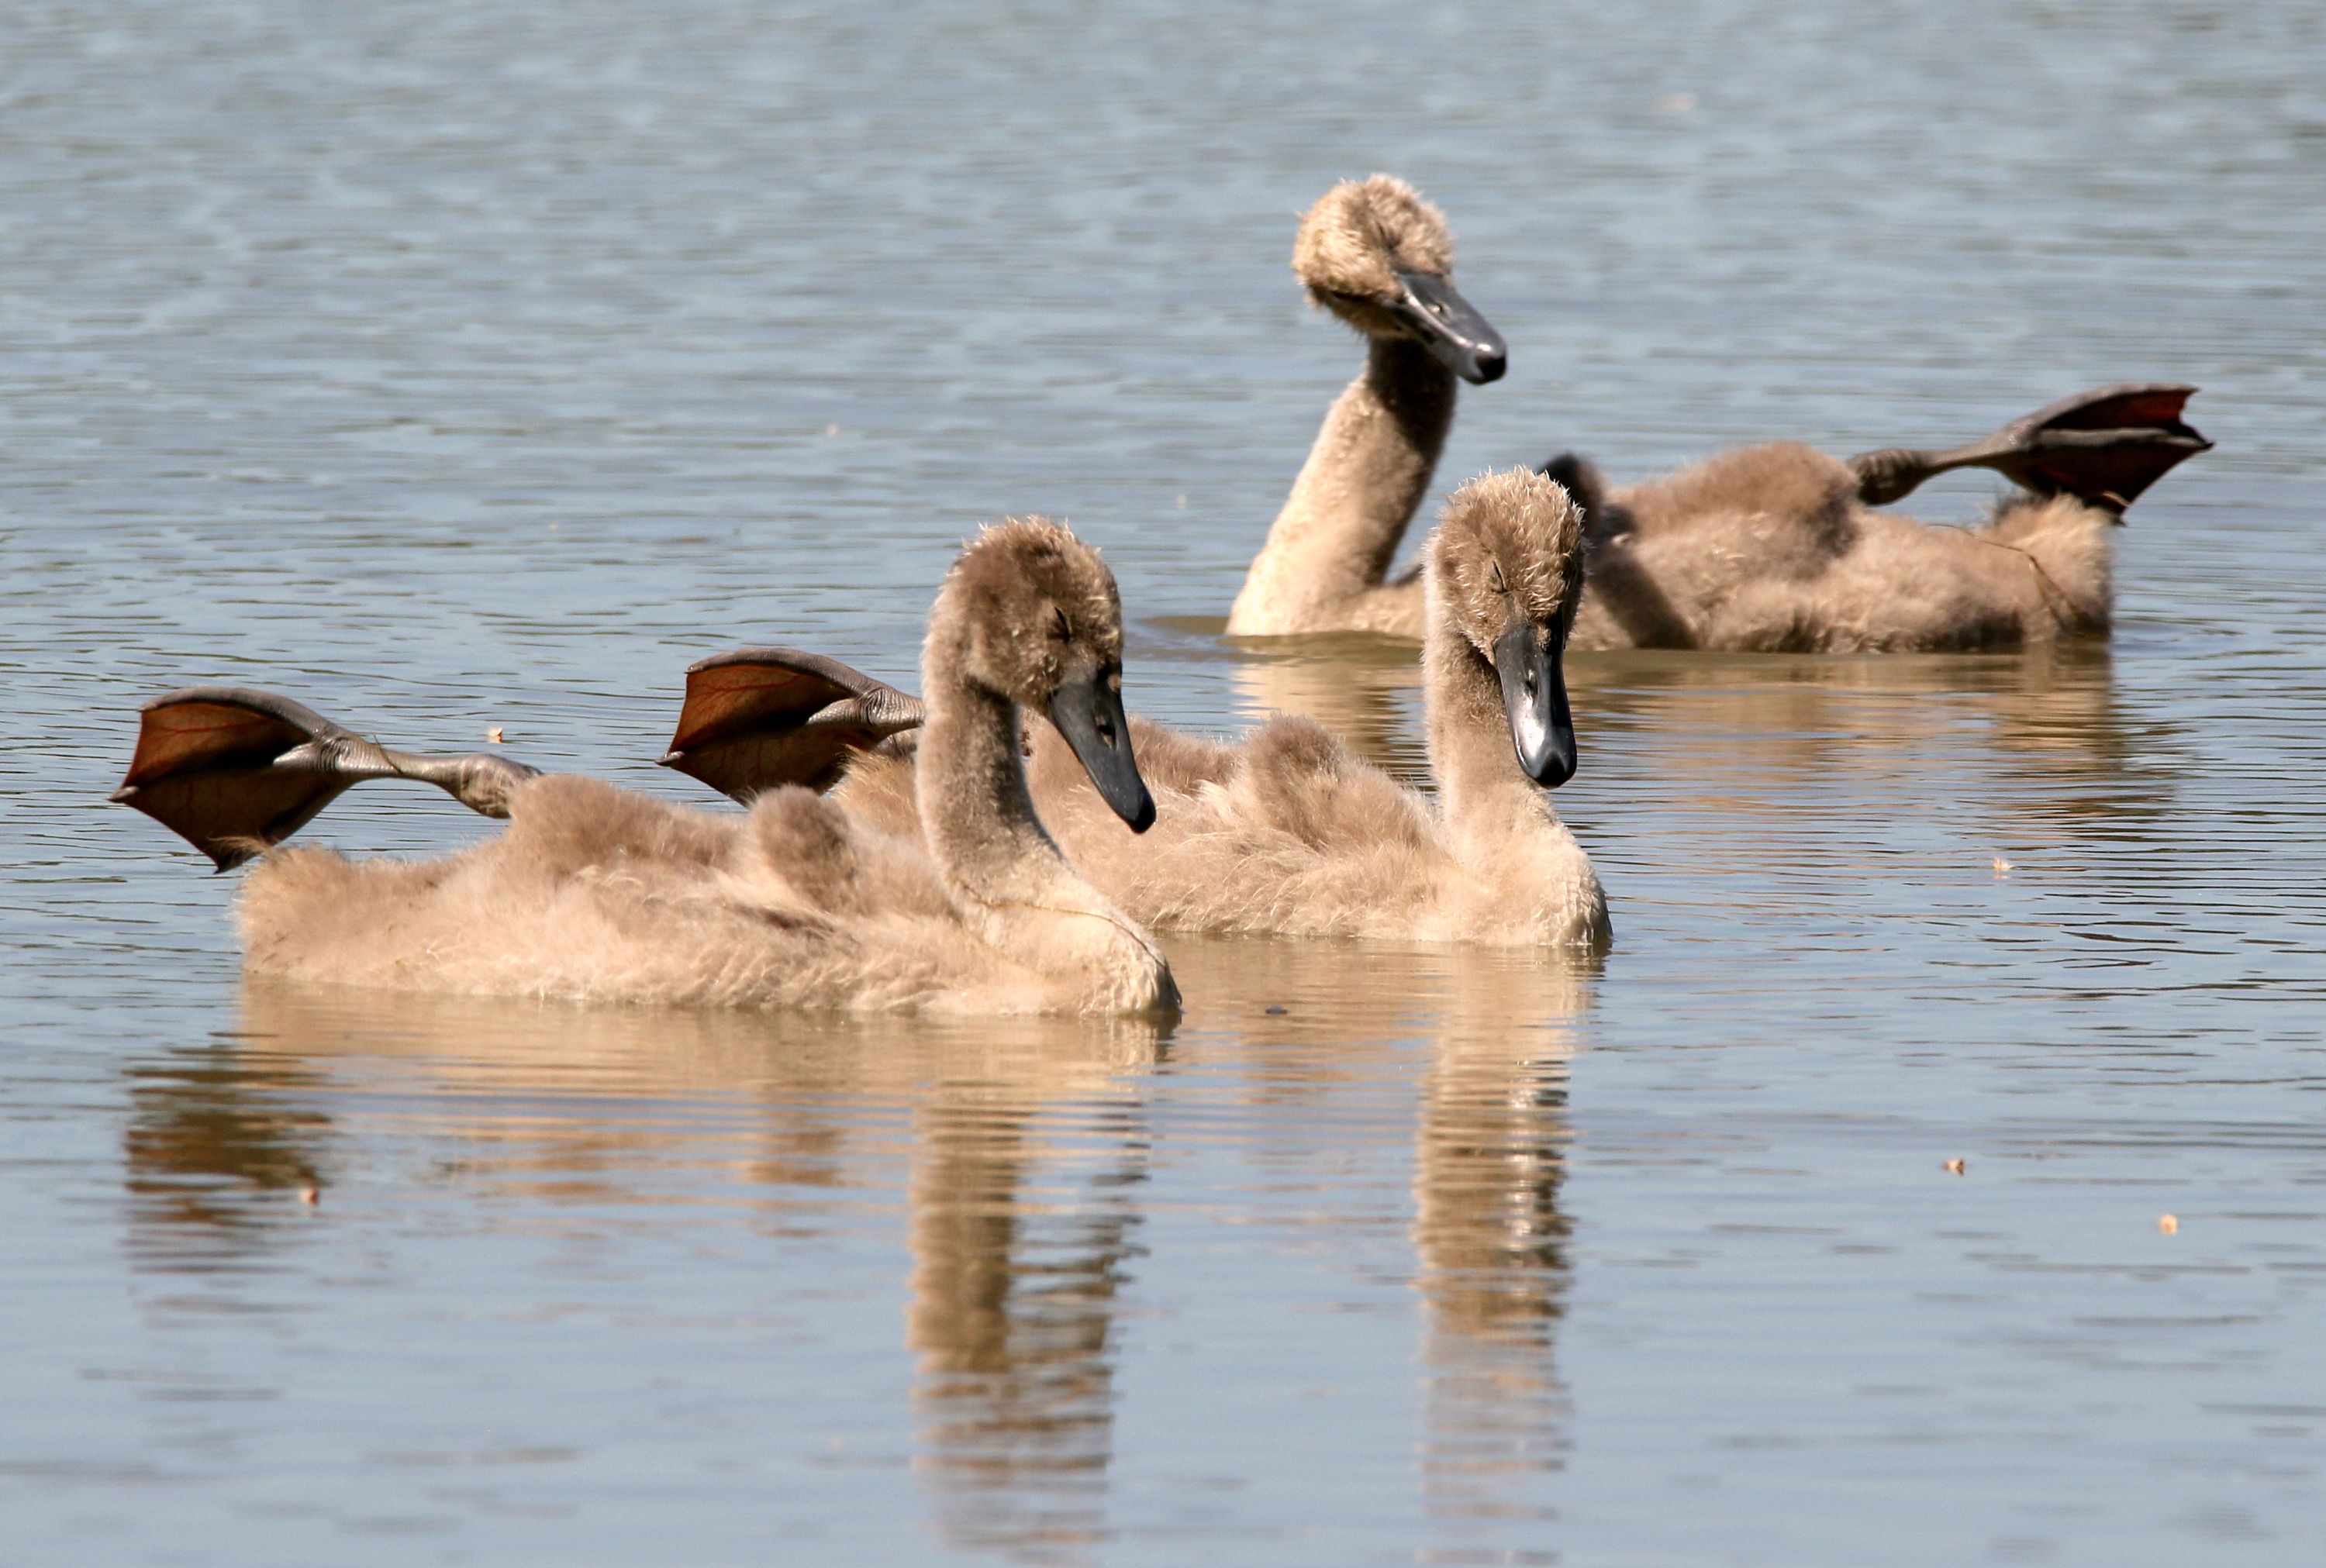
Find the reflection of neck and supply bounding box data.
[907,1092,1139,1546]
[1424,590,1548,853]
[908,1101,1029,1380]
[1229,336,1455,630]
[1413,1031,1572,1328]
[1413,1020,1572,1508]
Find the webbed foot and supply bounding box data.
[1851,383,2210,513]
[112,688,541,870]
[660,649,924,801]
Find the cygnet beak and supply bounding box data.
[1493,620,1577,788]
[1391,269,1507,384]
[1047,668,1156,832]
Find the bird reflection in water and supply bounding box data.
[1565,640,2172,832]
[1224,630,2168,860]
[119,980,1167,1563]
[1168,937,1595,1549]
[118,936,1601,1558]
[1410,949,1586,1544]
[904,1036,1156,1563]
[121,1033,334,1272]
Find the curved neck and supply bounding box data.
[1423,592,1551,853]
[915,667,1061,905]
[913,629,1173,1009]
[1229,336,1457,630]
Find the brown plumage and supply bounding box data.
[1557,445,2117,652]
[1226,176,1503,637]
[1227,179,2204,653]
[1289,174,1455,308]
[1551,382,2209,650]
[844,472,1609,947]
[1245,403,2197,651]
[236,521,1177,1017]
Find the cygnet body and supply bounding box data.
[119,522,1177,1017]
[674,473,1609,949]
[1210,177,2206,653]
[1550,382,2207,652]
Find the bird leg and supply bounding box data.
[659,648,925,801]
[1848,383,2209,514]
[111,687,542,871]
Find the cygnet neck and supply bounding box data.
[1230,335,1456,629]
[914,651,1065,909]
[1423,589,1554,852]
[913,605,1172,1011]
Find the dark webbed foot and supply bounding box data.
[1850,384,2210,513]
[112,689,361,871]
[112,688,542,871]
[660,649,925,801]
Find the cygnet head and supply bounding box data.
[1428,470,1586,787]
[1291,175,1506,384]
[936,518,1156,832]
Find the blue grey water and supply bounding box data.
[3,1,2322,1563]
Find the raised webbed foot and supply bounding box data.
[1851,383,2210,513]
[660,648,925,801]
[112,687,542,870]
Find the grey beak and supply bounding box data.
[1391,269,1507,385]
[1047,669,1155,832]
[1493,622,1576,788]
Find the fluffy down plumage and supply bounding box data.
[236,521,1177,1016]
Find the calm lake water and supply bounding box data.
[5,2,2324,1563]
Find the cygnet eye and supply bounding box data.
[1487,560,1506,594]
[1051,606,1072,642]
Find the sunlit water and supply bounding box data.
[5,2,2324,1563]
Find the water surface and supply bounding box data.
[4,2,2323,1563]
